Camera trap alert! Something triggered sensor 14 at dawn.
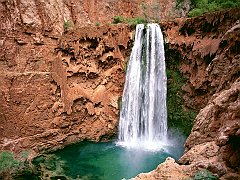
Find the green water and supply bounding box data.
[34,140,184,180]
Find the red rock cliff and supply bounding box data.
[0,0,181,36]
[0,22,133,153]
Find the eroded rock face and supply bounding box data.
[162,8,240,111]
[0,0,190,154]
[179,79,240,178]
[0,0,192,155]
[0,24,132,153]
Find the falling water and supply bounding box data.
[118,24,167,151]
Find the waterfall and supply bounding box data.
[118,24,167,150]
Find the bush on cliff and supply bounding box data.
[63,20,74,31]
[166,67,197,136]
[188,0,240,17]
[126,17,147,27]
[113,16,147,27]
[95,22,100,26]
[113,16,125,24]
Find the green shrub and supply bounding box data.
[0,151,20,172]
[176,0,184,8]
[95,22,100,26]
[63,20,74,31]
[112,16,147,27]
[188,0,240,17]
[113,16,125,24]
[0,150,38,179]
[188,8,207,17]
[193,169,218,180]
[221,1,238,8]
[19,150,30,161]
[126,17,147,27]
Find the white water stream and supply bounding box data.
[118,24,168,151]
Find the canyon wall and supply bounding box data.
[135,9,240,179]
[0,21,133,153]
[1,0,184,36]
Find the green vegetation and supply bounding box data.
[95,22,100,26]
[126,17,147,27]
[165,47,197,136]
[113,16,125,24]
[112,1,162,27]
[0,151,20,173]
[113,16,147,27]
[63,20,74,31]
[19,150,30,160]
[188,0,240,17]
[188,169,219,180]
[176,0,184,7]
[0,150,37,179]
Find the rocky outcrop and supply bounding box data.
[134,157,193,180]
[179,79,240,179]
[0,24,133,153]
[162,8,240,111]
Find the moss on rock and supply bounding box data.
[165,45,197,136]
